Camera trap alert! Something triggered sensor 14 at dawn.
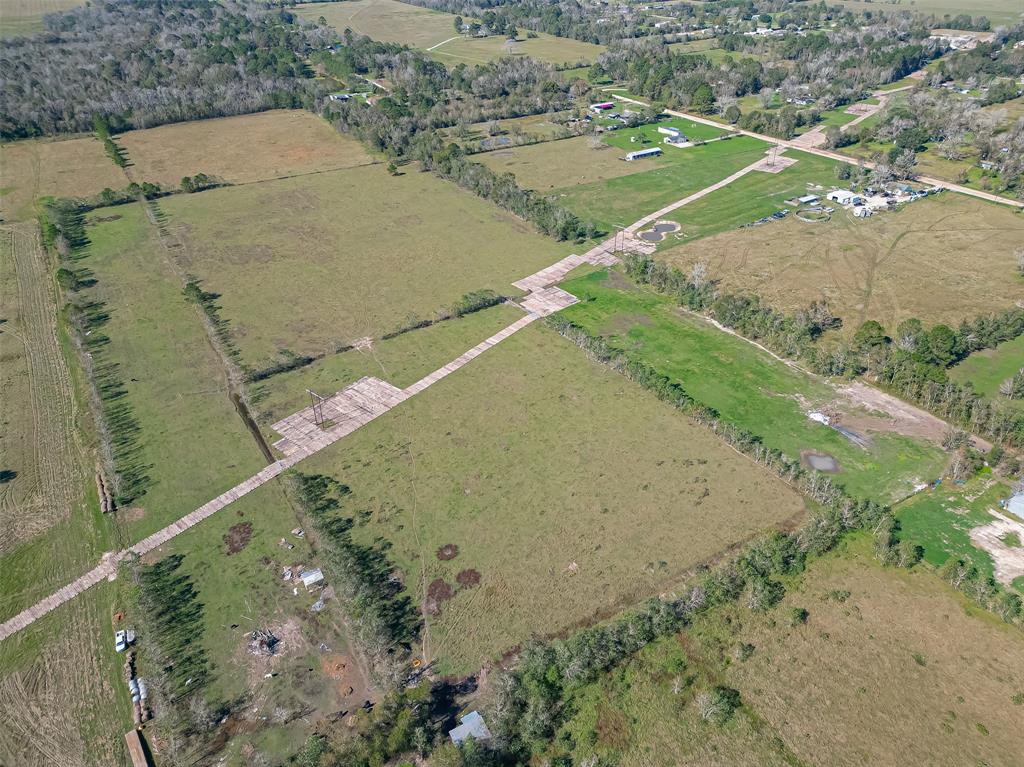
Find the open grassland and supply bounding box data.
[252,302,525,427]
[479,135,658,191]
[157,164,574,368]
[0,136,124,222]
[949,335,1024,409]
[658,192,1024,331]
[443,112,575,149]
[76,203,286,540]
[703,537,1024,766]
[303,322,808,674]
[546,537,1024,766]
[826,0,1023,25]
[559,270,948,501]
[297,0,604,66]
[657,149,840,243]
[553,136,770,233]
[897,476,1022,589]
[0,584,128,767]
[556,634,802,766]
[117,110,375,188]
[0,0,83,37]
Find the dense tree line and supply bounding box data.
[623,252,1024,449]
[292,473,420,689]
[130,554,225,764]
[0,0,333,138]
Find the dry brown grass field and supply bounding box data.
[297,0,603,66]
[118,110,375,187]
[303,322,808,674]
[0,136,123,221]
[0,223,91,556]
[156,163,577,368]
[714,539,1024,766]
[657,192,1024,332]
[0,0,83,37]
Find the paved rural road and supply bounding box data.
[610,94,1024,209]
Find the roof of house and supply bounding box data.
[1007,493,1024,520]
[626,147,662,158]
[299,568,324,586]
[450,711,492,745]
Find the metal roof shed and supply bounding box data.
[450,711,492,745]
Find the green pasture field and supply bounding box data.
[0,136,124,222]
[668,40,768,63]
[302,321,808,674]
[657,192,1024,332]
[75,204,286,540]
[251,302,525,427]
[553,135,770,233]
[656,149,840,244]
[68,202,365,763]
[152,163,575,369]
[0,0,83,37]
[296,0,604,66]
[821,0,1023,25]
[895,476,1019,588]
[558,270,949,501]
[543,535,1024,766]
[949,335,1024,408]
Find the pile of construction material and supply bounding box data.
[247,628,279,656]
[123,650,151,725]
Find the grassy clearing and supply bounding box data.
[703,536,1024,766]
[157,164,574,367]
[442,112,576,148]
[251,301,525,427]
[0,136,124,222]
[297,0,603,66]
[553,135,770,233]
[657,192,1024,331]
[657,149,840,243]
[559,270,948,501]
[949,335,1024,409]
[896,476,1017,585]
[826,0,1023,25]
[302,321,808,674]
[0,0,83,38]
[117,110,375,188]
[76,203,279,540]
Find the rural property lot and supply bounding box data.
[658,192,1024,332]
[298,0,604,66]
[719,539,1024,767]
[950,335,1024,410]
[302,322,808,674]
[0,136,124,222]
[118,110,375,188]
[159,164,576,367]
[559,270,949,502]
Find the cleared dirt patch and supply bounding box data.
[223,521,253,555]
[436,543,459,561]
[424,578,455,616]
[456,569,481,588]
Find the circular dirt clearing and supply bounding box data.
[456,569,481,588]
[638,221,681,242]
[436,543,459,561]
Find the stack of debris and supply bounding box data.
[247,628,279,656]
[123,650,151,725]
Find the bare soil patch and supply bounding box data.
[224,521,253,555]
[436,543,459,561]
[456,569,481,588]
[424,578,455,616]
